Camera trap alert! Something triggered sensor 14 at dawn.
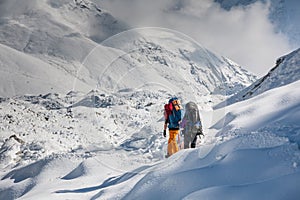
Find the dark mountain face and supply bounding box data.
[214,0,260,10]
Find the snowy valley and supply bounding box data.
[0,0,300,200]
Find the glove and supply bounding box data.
[196,131,202,136]
[197,129,204,137]
[163,130,166,137]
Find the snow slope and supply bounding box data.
[99,28,256,96]
[0,79,299,199]
[1,1,299,199]
[215,48,300,108]
[88,79,300,200]
[0,43,93,96]
[0,0,128,97]
[0,0,128,52]
[0,0,256,98]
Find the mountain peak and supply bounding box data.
[215,48,300,108]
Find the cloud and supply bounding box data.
[98,0,292,76]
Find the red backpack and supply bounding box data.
[164,103,173,121]
[164,98,181,121]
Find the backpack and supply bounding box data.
[164,97,182,122]
[182,101,203,134]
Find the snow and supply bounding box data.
[0,43,92,97]
[0,78,299,199]
[0,0,300,199]
[214,80,300,145]
[215,48,300,108]
[0,0,128,97]
[0,0,256,97]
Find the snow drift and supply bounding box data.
[0,0,299,199]
[1,79,299,199]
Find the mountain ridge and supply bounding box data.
[215,48,300,108]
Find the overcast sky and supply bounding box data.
[98,0,293,76]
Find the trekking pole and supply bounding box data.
[178,130,184,150]
[198,132,204,140]
[177,133,180,149]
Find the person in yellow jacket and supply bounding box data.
[163,97,182,157]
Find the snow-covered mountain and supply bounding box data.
[0,0,256,98]
[0,0,258,173]
[89,28,256,97]
[215,48,300,108]
[1,0,299,200]
[0,0,128,96]
[214,0,300,47]
[0,72,299,200]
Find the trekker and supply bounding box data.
[181,101,203,149]
[163,97,182,157]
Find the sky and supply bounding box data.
[98,0,294,76]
